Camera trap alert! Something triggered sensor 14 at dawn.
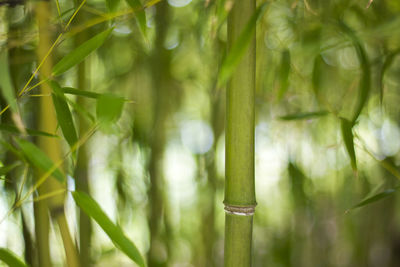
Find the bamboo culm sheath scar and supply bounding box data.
[224,0,256,266]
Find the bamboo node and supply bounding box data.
[224,204,256,216]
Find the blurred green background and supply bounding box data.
[1,0,400,266]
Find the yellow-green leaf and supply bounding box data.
[15,139,65,183]
[279,111,328,121]
[347,186,400,212]
[340,118,357,172]
[277,49,291,100]
[96,93,124,125]
[218,3,268,87]
[72,191,146,267]
[0,124,58,138]
[0,49,18,113]
[52,28,113,76]
[0,248,29,267]
[61,87,101,99]
[126,0,147,39]
[49,81,78,149]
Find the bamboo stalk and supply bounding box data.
[35,2,80,267]
[224,0,256,266]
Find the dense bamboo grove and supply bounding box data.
[1,0,400,266]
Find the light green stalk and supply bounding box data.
[224,0,256,266]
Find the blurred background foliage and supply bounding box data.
[1,0,400,266]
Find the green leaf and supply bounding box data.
[312,54,323,100]
[52,28,113,76]
[0,124,58,138]
[279,111,328,121]
[96,93,124,125]
[106,0,121,12]
[72,191,146,267]
[61,87,101,99]
[338,22,371,124]
[340,118,357,172]
[0,248,29,267]
[0,162,21,176]
[0,49,18,113]
[15,139,65,183]
[126,0,147,39]
[347,186,400,212]
[277,49,291,100]
[49,81,78,149]
[379,49,400,105]
[218,3,268,87]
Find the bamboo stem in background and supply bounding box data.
[36,2,80,267]
[224,0,256,266]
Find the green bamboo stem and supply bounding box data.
[224,0,256,266]
[36,2,80,267]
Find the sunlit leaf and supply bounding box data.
[126,0,147,39]
[52,28,113,76]
[347,186,400,212]
[277,49,291,100]
[0,49,18,113]
[0,248,28,267]
[218,3,268,87]
[49,81,78,149]
[72,191,146,267]
[338,22,371,124]
[279,111,328,121]
[15,139,65,183]
[96,93,124,125]
[0,162,21,176]
[340,118,357,172]
[0,124,58,138]
[61,87,101,99]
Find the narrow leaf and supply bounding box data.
[338,22,371,124]
[61,87,101,99]
[218,3,268,86]
[49,81,78,149]
[15,139,65,183]
[0,49,18,113]
[347,186,400,211]
[0,124,58,138]
[0,162,21,176]
[126,0,147,39]
[72,191,146,267]
[277,49,291,100]
[340,118,357,172]
[96,93,124,124]
[0,248,29,267]
[52,28,113,76]
[279,111,328,121]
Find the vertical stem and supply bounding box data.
[224,0,256,266]
[36,2,80,267]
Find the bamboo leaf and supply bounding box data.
[340,118,357,172]
[96,93,124,125]
[0,248,28,267]
[0,49,18,113]
[52,28,113,76]
[277,49,291,100]
[218,3,268,87]
[106,0,121,12]
[347,186,400,212]
[0,124,58,138]
[15,138,65,183]
[61,87,101,99]
[72,191,146,267]
[0,162,21,176]
[49,81,78,149]
[126,0,147,39]
[279,111,328,121]
[312,54,323,100]
[338,22,371,124]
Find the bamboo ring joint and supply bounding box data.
[224,204,256,216]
